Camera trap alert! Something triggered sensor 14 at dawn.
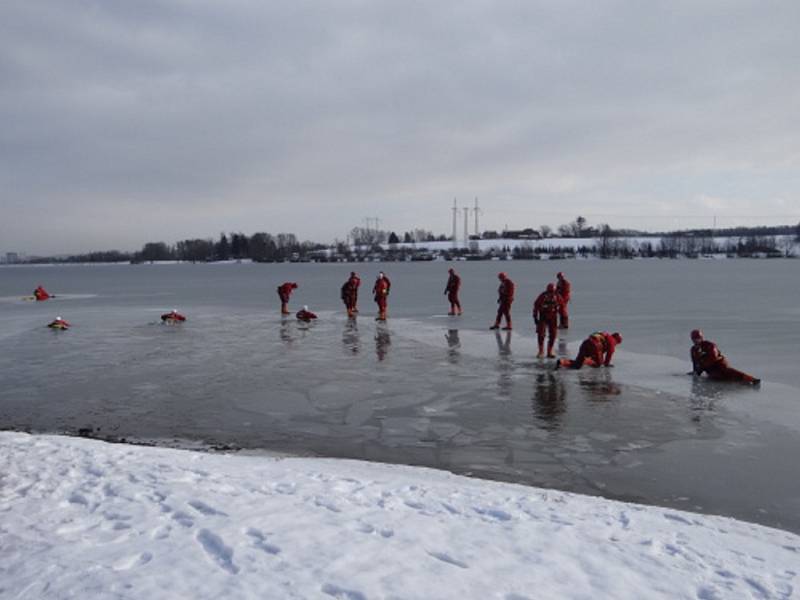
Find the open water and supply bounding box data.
[1,259,799,532]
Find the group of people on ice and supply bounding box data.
[275,268,759,385]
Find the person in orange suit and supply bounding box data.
[161,309,186,323]
[556,331,622,369]
[373,272,390,321]
[556,272,571,329]
[277,282,298,315]
[444,268,462,315]
[47,316,70,329]
[533,283,563,358]
[690,329,760,385]
[296,306,318,323]
[341,272,361,318]
[34,285,51,301]
[490,272,515,330]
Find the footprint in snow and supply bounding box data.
[171,511,194,528]
[196,528,239,575]
[188,500,228,517]
[113,552,153,571]
[246,528,281,555]
[321,583,366,600]
[473,506,512,522]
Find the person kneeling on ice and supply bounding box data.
[47,316,70,330]
[161,309,186,323]
[690,329,760,385]
[277,282,298,315]
[556,331,622,370]
[33,285,51,301]
[296,306,318,322]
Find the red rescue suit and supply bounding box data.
[277,282,298,314]
[533,287,563,357]
[47,318,69,329]
[373,276,390,320]
[161,311,186,323]
[444,271,462,315]
[559,331,620,369]
[556,274,571,329]
[296,309,318,322]
[691,340,757,384]
[341,274,361,317]
[34,286,50,301]
[491,275,515,329]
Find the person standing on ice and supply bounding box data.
[556,331,621,369]
[490,272,514,330]
[340,272,361,318]
[277,282,298,315]
[690,329,760,385]
[444,268,462,315]
[533,283,563,358]
[373,272,390,321]
[556,272,571,329]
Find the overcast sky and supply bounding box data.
[2,1,799,254]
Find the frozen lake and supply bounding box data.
[1,259,799,532]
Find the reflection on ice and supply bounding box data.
[531,373,566,431]
[374,325,391,361]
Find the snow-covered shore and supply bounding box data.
[1,432,797,599]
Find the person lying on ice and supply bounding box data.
[161,309,186,323]
[556,331,622,369]
[277,282,298,315]
[690,329,760,385]
[533,283,563,358]
[47,316,70,329]
[296,306,318,322]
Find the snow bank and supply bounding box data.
[1,432,797,599]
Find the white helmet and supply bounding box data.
[303,305,308,311]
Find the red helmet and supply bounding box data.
[612,332,622,343]
[546,283,555,292]
[690,329,703,341]
[557,272,564,278]
[498,272,507,279]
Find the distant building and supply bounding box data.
[5,252,19,264]
[501,228,541,240]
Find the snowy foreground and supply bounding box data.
[1,433,798,600]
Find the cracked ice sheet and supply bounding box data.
[1,432,798,600]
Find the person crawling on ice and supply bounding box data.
[277,282,298,315]
[296,306,318,322]
[533,283,563,358]
[690,329,760,385]
[556,331,622,370]
[161,309,186,324]
[33,285,51,301]
[47,316,70,330]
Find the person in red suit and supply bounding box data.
[444,268,462,315]
[690,329,760,385]
[296,306,318,322]
[161,309,186,323]
[373,272,390,321]
[341,272,361,318]
[556,272,571,329]
[533,283,563,358]
[490,272,515,330]
[47,316,70,329]
[557,331,622,369]
[33,285,51,301]
[277,282,298,315]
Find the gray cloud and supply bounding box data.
[2,0,800,254]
